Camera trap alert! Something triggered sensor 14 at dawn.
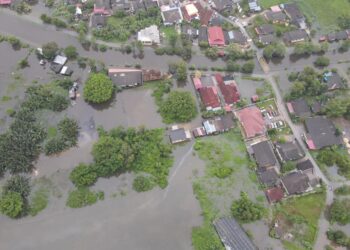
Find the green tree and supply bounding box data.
[66,188,99,208]
[329,199,350,225]
[204,47,219,60]
[240,61,255,74]
[70,163,97,187]
[231,191,264,223]
[176,61,187,81]
[0,191,24,218]
[325,98,349,118]
[327,230,349,247]
[160,91,197,123]
[132,176,154,192]
[3,175,30,199]
[64,46,78,60]
[263,43,286,60]
[314,56,330,67]
[42,42,59,60]
[83,73,114,104]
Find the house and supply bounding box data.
[213,218,256,250]
[192,126,207,138]
[255,24,274,36]
[108,68,143,87]
[93,0,112,15]
[264,11,288,24]
[0,0,12,5]
[282,3,306,29]
[248,0,261,12]
[311,101,322,114]
[181,3,199,22]
[181,24,199,41]
[194,2,213,26]
[208,26,225,47]
[211,0,233,13]
[258,168,279,187]
[275,140,305,162]
[286,98,311,118]
[215,74,240,106]
[203,114,234,135]
[169,127,191,144]
[280,171,311,195]
[142,69,163,82]
[225,30,248,47]
[137,25,160,45]
[251,140,278,169]
[192,77,203,90]
[283,29,308,44]
[91,14,107,28]
[50,63,64,74]
[60,66,73,76]
[265,187,284,203]
[297,159,314,175]
[259,34,275,45]
[304,116,342,150]
[236,106,266,139]
[160,5,183,26]
[323,72,344,90]
[198,86,221,111]
[53,55,67,65]
[112,0,131,12]
[198,26,208,44]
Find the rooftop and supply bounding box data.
[275,140,305,162]
[198,86,221,109]
[251,140,277,169]
[236,106,265,139]
[258,168,279,187]
[281,171,310,195]
[287,98,311,118]
[265,187,284,203]
[208,26,225,46]
[108,68,143,87]
[297,159,314,172]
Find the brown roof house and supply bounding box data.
[264,10,287,24]
[236,106,266,139]
[265,187,284,203]
[198,86,221,111]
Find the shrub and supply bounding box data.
[327,230,349,247]
[212,167,233,178]
[3,175,30,199]
[66,188,99,208]
[99,44,107,52]
[70,163,98,187]
[64,46,78,59]
[83,73,114,104]
[57,117,79,146]
[18,58,29,69]
[44,137,66,155]
[314,56,330,67]
[0,191,24,218]
[240,61,255,74]
[231,191,264,223]
[281,161,296,173]
[29,188,49,216]
[329,199,350,225]
[132,176,154,192]
[6,108,16,117]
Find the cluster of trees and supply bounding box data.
[317,147,350,179]
[327,229,350,247]
[66,188,103,208]
[83,73,115,104]
[231,191,264,223]
[40,14,68,29]
[168,61,188,81]
[324,97,350,118]
[155,34,192,60]
[159,91,198,124]
[286,67,327,100]
[132,175,154,192]
[69,127,173,190]
[338,14,350,30]
[93,7,161,42]
[292,42,329,56]
[339,40,350,53]
[0,35,26,50]
[0,175,30,218]
[64,46,78,60]
[314,56,330,67]
[329,199,350,225]
[42,42,59,60]
[263,43,286,60]
[45,118,80,155]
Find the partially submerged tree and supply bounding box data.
[83,73,114,104]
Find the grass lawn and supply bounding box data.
[191,129,265,250]
[273,191,326,250]
[260,0,350,32]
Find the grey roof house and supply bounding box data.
[258,168,279,187]
[283,3,306,28]
[108,68,143,88]
[280,171,311,195]
[275,140,305,162]
[323,71,344,90]
[198,26,208,43]
[203,114,234,135]
[255,24,274,35]
[283,29,308,44]
[214,218,256,250]
[259,34,275,45]
[91,14,107,28]
[169,127,191,144]
[304,116,342,150]
[265,10,287,24]
[251,140,278,169]
[286,98,311,118]
[160,5,183,26]
[297,159,314,174]
[225,30,247,46]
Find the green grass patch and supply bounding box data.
[47,126,57,138]
[160,26,177,40]
[29,188,49,216]
[1,96,12,102]
[273,191,326,249]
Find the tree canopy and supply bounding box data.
[0,191,24,218]
[83,73,114,104]
[263,43,286,60]
[231,191,264,223]
[64,45,78,59]
[159,91,197,123]
[42,42,59,60]
[329,199,350,225]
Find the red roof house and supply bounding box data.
[93,5,111,15]
[192,77,203,90]
[198,86,221,110]
[181,3,199,22]
[236,106,266,139]
[215,74,240,105]
[265,187,284,203]
[0,0,11,5]
[208,26,225,47]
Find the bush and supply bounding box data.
[240,61,255,74]
[212,167,233,178]
[231,191,264,223]
[314,56,330,67]
[0,191,24,218]
[66,188,99,208]
[3,175,30,199]
[18,58,29,69]
[44,137,66,155]
[70,163,98,187]
[64,46,78,59]
[159,91,197,123]
[83,73,114,104]
[99,44,107,52]
[57,117,79,146]
[132,176,154,192]
[40,14,52,24]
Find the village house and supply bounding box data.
[214,218,256,250]
[282,3,306,29]
[108,68,143,88]
[286,98,311,118]
[248,0,261,12]
[210,0,233,13]
[326,30,350,42]
[112,0,131,12]
[137,25,160,45]
[91,14,107,28]
[224,30,248,47]
[0,0,12,5]
[264,10,288,24]
[265,186,284,203]
[169,126,191,144]
[236,106,266,139]
[304,116,343,150]
[198,86,221,111]
[280,171,312,196]
[251,140,278,169]
[283,29,308,44]
[255,24,274,36]
[275,139,305,163]
[296,159,314,175]
[142,69,163,82]
[160,5,183,26]
[259,34,275,45]
[202,114,234,135]
[194,2,213,26]
[181,24,199,41]
[181,3,199,22]
[94,0,112,15]
[323,71,345,90]
[215,74,240,107]
[198,26,208,44]
[208,26,225,47]
[258,168,279,187]
[192,126,207,138]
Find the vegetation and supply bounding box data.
[225,44,254,61]
[159,91,197,123]
[317,147,350,179]
[83,73,115,104]
[314,56,330,67]
[64,45,78,59]
[70,163,98,187]
[42,42,59,60]
[263,43,286,60]
[0,191,24,218]
[231,191,264,223]
[132,176,154,192]
[66,188,101,208]
[281,161,296,173]
[329,199,350,225]
[240,61,255,74]
[334,185,350,196]
[327,229,350,247]
[3,175,30,199]
[29,188,49,216]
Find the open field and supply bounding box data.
[260,0,350,32]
